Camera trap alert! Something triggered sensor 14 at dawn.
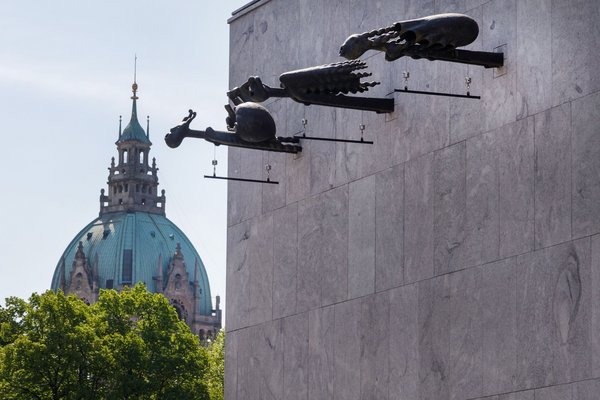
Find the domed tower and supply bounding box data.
[51,78,222,339]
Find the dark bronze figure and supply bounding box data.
[165,103,301,154]
[339,13,504,68]
[227,60,394,114]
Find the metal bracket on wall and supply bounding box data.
[391,87,480,99]
[204,173,279,185]
[203,154,279,185]
[389,72,480,99]
[293,119,374,145]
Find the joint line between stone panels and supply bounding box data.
[346,183,350,302]
[569,101,573,242]
[235,331,240,400]
[402,161,406,285]
[533,108,537,249]
[271,205,275,322]
[295,203,299,318]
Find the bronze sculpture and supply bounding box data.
[339,13,504,68]
[165,103,301,154]
[227,60,394,114]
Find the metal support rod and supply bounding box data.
[294,133,374,145]
[204,174,279,185]
[390,88,481,99]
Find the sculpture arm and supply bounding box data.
[227,76,288,104]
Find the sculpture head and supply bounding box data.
[164,110,196,148]
[339,34,370,60]
[234,102,276,143]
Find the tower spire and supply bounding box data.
[132,54,138,100]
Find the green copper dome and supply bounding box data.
[51,212,213,316]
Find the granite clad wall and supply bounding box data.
[225,0,600,399]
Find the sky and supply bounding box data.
[0,1,251,314]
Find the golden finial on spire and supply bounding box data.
[131,54,139,100]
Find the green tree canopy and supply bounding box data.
[0,284,216,400]
[205,330,224,400]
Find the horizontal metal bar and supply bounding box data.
[204,175,279,184]
[294,134,373,145]
[390,88,481,99]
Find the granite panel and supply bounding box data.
[273,204,298,319]
[418,275,451,400]
[248,214,274,327]
[534,103,572,248]
[516,238,593,389]
[573,378,600,400]
[434,0,489,13]
[516,0,552,119]
[482,0,517,131]
[333,298,361,400]
[334,109,391,187]
[434,142,467,275]
[285,101,311,205]
[261,100,287,213]
[466,130,500,266]
[449,6,485,144]
[229,12,254,87]
[405,153,435,283]
[593,235,600,376]
[552,0,600,106]
[310,106,337,195]
[226,214,273,329]
[308,306,335,400]
[258,320,284,400]
[226,221,251,330]
[298,0,349,66]
[334,109,361,187]
[350,0,435,32]
[375,164,404,292]
[349,176,376,299]
[448,268,482,400]
[498,117,534,258]
[390,60,450,164]
[224,329,238,400]
[251,0,299,79]
[534,383,572,400]
[388,284,419,400]
[360,292,390,400]
[283,313,309,400]
[480,258,517,396]
[297,185,348,312]
[237,326,261,400]
[227,147,263,226]
[572,91,600,238]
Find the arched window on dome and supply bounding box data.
[140,151,145,165]
[170,299,187,322]
[175,274,182,291]
[122,249,132,284]
[123,149,128,164]
[75,272,83,290]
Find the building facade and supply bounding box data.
[51,81,221,339]
[225,1,600,399]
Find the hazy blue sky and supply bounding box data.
[0,1,251,312]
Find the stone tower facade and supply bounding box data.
[225,1,600,399]
[55,80,221,340]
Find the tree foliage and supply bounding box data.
[205,331,224,400]
[0,284,221,400]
